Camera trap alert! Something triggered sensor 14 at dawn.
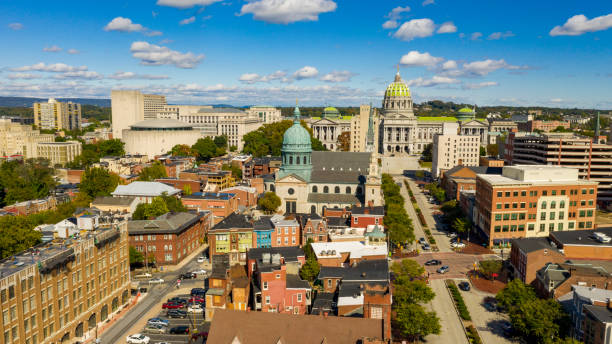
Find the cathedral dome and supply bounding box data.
[282,106,312,152]
[382,71,414,115]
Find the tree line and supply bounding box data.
[381,174,415,248]
[242,120,325,157]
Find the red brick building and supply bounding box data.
[156,178,202,193]
[182,192,239,224]
[349,205,384,228]
[298,213,329,244]
[221,186,258,209]
[441,165,502,200]
[128,211,211,265]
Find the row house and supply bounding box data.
[208,213,254,266]
[534,262,611,299]
[179,169,235,190]
[297,213,328,244]
[204,254,251,321]
[221,186,258,209]
[252,215,301,248]
[349,205,384,228]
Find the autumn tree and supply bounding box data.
[336,131,350,151]
[258,192,281,214]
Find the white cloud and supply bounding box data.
[407,75,459,87]
[109,72,169,80]
[320,70,356,83]
[239,73,262,84]
[67,49,80,54]
[462,81,498,89]
[382,20,398,29]
[7,73,40,80]
[470,32,482,40]
[422,0,434,6]
[393,18,436,41]
[293,66,319,80]
[239,0,337,24]
[159,39,174,44]
[179,16,196,25]
[441,60,457,70]
[145,30,163,37]
[261,70,286,82]
[43,45,62,53]
[550,13,612,36]
[8,23,23,30]
[437,21,457,34]
[104,17,144,32]
[54,71,103,80]
[487,31,514,40]
[462,59,517,76]
[130,41,205,68]
[549,98,564,103]
[156,0,221,9]
[11,63,88,73]
[399,51,443,67]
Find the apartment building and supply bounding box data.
[517,120,570,132]
[475,165,598,247]
[245,106,282,124]
[111,90,167,139]
[432,122,481,178]
[33,98,81,130]
[208,213,254,266]
[505,132,612,204]
[36,141,82,166]
[0,119,54,158]
[0,220,130,344]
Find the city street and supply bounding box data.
[424,279,469,344]
[412,252,498,280]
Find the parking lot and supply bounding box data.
[134,293,210,344]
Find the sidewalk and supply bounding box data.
[158,244,209,273]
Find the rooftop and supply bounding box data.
[206,309,384,344]
[91,196,137,206]
[127,211,207,235]
[572,285,612,303]
[112,181,181,197]
[350,205,384,216]
[318,259,389,282]
[510,237,562,255]
[416,116,458,122]
[247,246,304,263]
[211,212,253,231]
[197,107,245,114]
[129,118,195,130]
[584,305,612,324]
[550,228,612,247]
[183,192,236,201]
[477,165,595,186]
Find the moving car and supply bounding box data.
[422,243,431,251]
[418,237,427,245]
[425,259,442,266]
[179,273,195,279]
[126,334,150,344]
[134,272,152,279]
[187,304,203,313]
[147,318,169,326]
[144,324,166,334]
[458,281,471,291]
[169,326,190,335]
[162,302,184,309]
[437,265,450,274]
[167,310,188,318]
[191,269,207,276]
[148,278,164,284]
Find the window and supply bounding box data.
[560,201,565,208]
[519,213,525,220]
[518,225,525,231]
[540,213,546,220]
[589,189,594,194]
[511,213,517,220]
[542,190,548,196]
[561,190,566,195]
[497,191,502,197]
[521,191,526,196]
[323,186,329,193]
[559,212,564,220]
[288,188,294,195]
[504,203,510,209]
[263,282,268,290]
[540,224,545,232]
[496,203,502,209]
[582,189,587,195]
[568,222,574,229]
[494,226,501,232]
[510,225,517,232]
[579,210,586,217]
[334,186,340,194]
[552,190,557,196]
[505,192,510,197]
[297,293,302,302]
[346,186,351,194]
[495,214,502,221]
[503,214,510,221]
[550,201,556,209]
[587,210,593,217]
[370,306,383,319]
[502,225,509,232]
[520,203,525,208]
[275,274,280,279]
[549,212,555,220]
[549,223,554,231]
[558,223,564,231]
[513,191,518,197]
[312,186,318,193]
[512,203,518,209]
[528,224,534,231]
[265,295,270,304]
[541,201,547,209]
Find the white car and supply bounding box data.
[126,334,150,344]
[197,256,206,263]
[148,278,164,284]
[187,304,204,313]
[191,269,207,276]
[451,242,466,248]
[447,233,457,239]
[134,272,152,279]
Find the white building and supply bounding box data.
[36,141,82,166]
[308,107,351,151]
[111,90,167,139]
[156,104,212,120]
[246,106,282,124]
[0,118,54,158]
[112,181,181,203]
[122,118,201,158]
[432,123,481,178]
[33,98,81,130]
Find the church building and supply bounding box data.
[269,105,382,214]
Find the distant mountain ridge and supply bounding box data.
[0,96,110,107]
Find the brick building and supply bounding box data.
[534,262,611,298]
[221,186,258,209]
[155,178,202,194]
[128,211,211,265]
[583,304,612,344]
[349,205,384,228]
[182,192,239,224]
[549,227,612,260]
[297,213,329,244]
[517,120,570,132]
[475,165,598,247]
[441,166,503,200]
[208,213,254,266]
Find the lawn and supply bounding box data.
[418,161,432,168]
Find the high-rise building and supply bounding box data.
[505,132,612,205]
[36,141,82,165]
[111,90,166,139]
[0,119,54,158]
[475,165,598,247]
[33,99,81,131]
[432,122,481,178]
[350,105,377,153]
[0,219,131,344]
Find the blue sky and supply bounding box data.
[1,0,611,108]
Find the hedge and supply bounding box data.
[447,281,471,321]
[466,325,482,344]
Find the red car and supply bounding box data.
[191,332,209,340]
[189,297,204,303]
[162,302,184,309]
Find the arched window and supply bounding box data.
[296,156,300,165]
[346,186,351,194]
[312,186,318,193]
[270,184,275,192]
[289,156,293,164]
[323,186,329,193]
[541,201,547,209]
[334,186,340,194]
[310,205,316,214]
[559,201,565,208]
[303,156,307,164]
[550,201,556,209]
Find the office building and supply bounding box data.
[155,105,211,120]
[36,141,82,166]
[122,119,200,158]
[0,119,54,158]
[111,90,166,139]
[475,165,598,247]
[518,120,571,132]
[245,106,282,124]
[505,132,612,205]
[0,219,131,344]
[432,122,481,178]
[33,98,81,130]
[349,105,379,153]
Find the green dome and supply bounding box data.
[322,106,340,119]
[324,106,339,113]
[458,107,474,113]
[282,106,312,153]
[385,80,411,97]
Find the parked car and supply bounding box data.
[169,326,190,335]
[144,324,166,334]
[425,259,442,266]
[191,288,206,296]
[179,273,195,279]
[167,310,188,318]
[419,237,427,245]
[502,322,514,337]
[147,318,169,326]
[451,242,466,248]
[458,281,471,291]
[422,243,431,251]
[197,256,206,263]
[189,296,204,303]
[484,302,497,312]
[191,269,207,276]
[187,304,203,313]
[437,265,450,274]
[134,272,152,279]
[162,302,184,309]
[167,297,187,304]
[126,334,150,344]
[447,232,457,239]
[148,278,164,284]
[191,332,209,340]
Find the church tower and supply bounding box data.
[366,104,376,153]
[277,103,313,182]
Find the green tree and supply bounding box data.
[486,143,499,156]
[222,164,243,180]
[229,145,237,152]
[213,135,228,149]
[79,167,120,199]
[480,146,487,156]
[0,159,56,206]
[129,246,144,266]
[453,217,471,242]
[159,192,187,212]
[391,259,425,279]
[0,216,43,259]
[258,192,281,214]
[138,161,168,181]
[496,279,537,312]
[192,137,225,161]
[183,184,192,196]
[479,260,502,280]
[133,197,169,220]
[393,279,435,304]
[393,303,441,342]
[98,139,125,156]
[421,143,433,162]
[300,239,320,282]
[170,144,195,157]
[510,298,569,344]
[242,120,326,157]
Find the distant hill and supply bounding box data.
[0,96,110,107]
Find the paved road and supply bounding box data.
[394,175,428,251]
[424,279,469,344]
[412,252,498,280]
[458,280,515,344]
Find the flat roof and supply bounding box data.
[550,228,612,247]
